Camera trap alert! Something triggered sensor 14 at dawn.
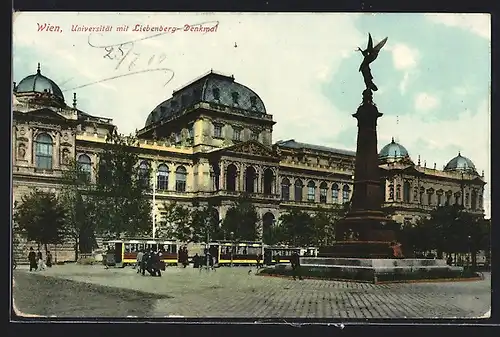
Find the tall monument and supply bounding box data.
[320,34,400,258]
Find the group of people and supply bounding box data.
[27,247,53,271]
[135,249,165,277]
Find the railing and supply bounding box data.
[13,165,65,177]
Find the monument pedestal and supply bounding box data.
[260,258,475,283]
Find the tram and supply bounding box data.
[263,245,301,265]
[300,247,319,257]
[103,239,179,267]
[200,241,264,266]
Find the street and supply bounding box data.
[12,264,491,319]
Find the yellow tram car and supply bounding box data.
[104,239,179,267]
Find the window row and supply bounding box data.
[280,178,351,204]
[389,181,482,210]
[213,124,258,141]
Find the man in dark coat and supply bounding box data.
[290,251,302,280]
[28,247,37,271]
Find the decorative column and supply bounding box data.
[219,160,226,191]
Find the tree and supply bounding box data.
[262,221,287,245]
[221,196,259,241]
[13,190,67,252]
[279,209,314,247]
[59,159,98,259]
[92,132,153,238]
[190,204,223,243]
[311,207,338,246]
[156,202,191,241]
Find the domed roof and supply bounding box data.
[444,152,477,174]
[145,71,267,127]
[379,138,412,163]
[15,63,65,102]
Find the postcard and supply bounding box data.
[11,12,491,320]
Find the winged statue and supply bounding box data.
[357,33,388,92]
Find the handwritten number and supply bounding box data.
[158,53,167,64]
[115,43,134,70]
[129,53,140,71]
[103,46,114,59]
[148,55,155,66]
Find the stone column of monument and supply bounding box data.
[320,33,400,258]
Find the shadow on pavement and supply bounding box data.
[12,271,172,318]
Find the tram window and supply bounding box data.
[242,247,248,255]
[138,243,144,251]
[131,244,137,253]
[125,244,131,253]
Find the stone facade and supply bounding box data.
[12,68,486,261]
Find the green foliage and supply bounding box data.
[92,132,153,238]
[400,205,489,258]
[59,159,98,255]
[279,209,315,247]
[190,204,223,243]
[13,190,67,249]
[221,196,259,241]
[157,202,192,242]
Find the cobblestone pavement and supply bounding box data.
[12,264,491,319]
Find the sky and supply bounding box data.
[12,12,491,217]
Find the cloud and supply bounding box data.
[414,92,440,112]
[390,43,420,70]
[386,43,419,95]
[425,13,491,40]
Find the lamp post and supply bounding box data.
[205,217,210,270]
[230,231,234,268]
[152,163,157,240]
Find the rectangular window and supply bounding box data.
[320,188,327,203]
[437,194,442,206]
[251,132,258,141]
[281,185,290,201]
[188,125,194,139]
[233,129,241,141]
[307,187,315,201]
[214,125,222,138]
[294,186,302,202]
[427,193,432,205]
[342,190,350,203]
[332,189,339,203]
[175,133,181,143]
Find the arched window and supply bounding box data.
[471,190,477,210]
[77,154,92,182]
[245,166,256,193]
[319,182,328,203]
[332,183,339,203]
[157,164,169,190]
[455,192,461,206]
[396,184,401,200]
[281,178,290,201]
[446,191,452,206]
[307,181,316,202]
[294,179,303,202]
[342,185,351,203]
[465,192,470,208]
[263,168,274,195]
[389,184,394,200]
[98,158,110,184]
[139,161,150,187]
[175,166,187,192]
[35,133,53,169]
[403,182,411,203]
[226,164,237,191]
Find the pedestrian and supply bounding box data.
[136,249,144,273]
[182,247,189,268]
[46,251,53,268]
[141,251,149,276]
[193,253,200,268]
[28,247,37,272]
[446,255,453,266]
[36,249,46,271]
[290,251,302,280]
[256,253,262,269]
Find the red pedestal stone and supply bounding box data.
[320,90,400,259]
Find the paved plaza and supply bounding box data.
[12,264,491,319]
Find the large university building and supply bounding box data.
[12,65,486,261]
